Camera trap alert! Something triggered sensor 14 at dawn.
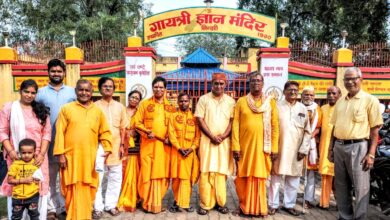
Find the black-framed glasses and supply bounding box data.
[286,88,298,93]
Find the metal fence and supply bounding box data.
[163,70,249,109]
[12,41,66,64]
[290,41,336,67]
[11,40,390,67]
[351,42,390,67]
[80,40,127,63]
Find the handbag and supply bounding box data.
[0,150,7,185]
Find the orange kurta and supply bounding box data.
[133,97,175,213]
[117,111,140,211]
[54,101,112,220]
[318,104,335,208]
[168,110,200,208]
[232,96,279,216]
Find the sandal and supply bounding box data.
[304,201,315,209]
[268,208,277,215]
[184,206,194,212]
[47,212,58,220]
[106,207,121,216]
[216,205,229,214]
[232,209,245,217]
[169,204,179,213]
[281,207,300,216]
[197,207,209,215]
[92,210,103,220]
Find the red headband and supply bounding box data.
[212,73,227,81]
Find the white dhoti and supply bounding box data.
[268,175,300,209]
[304,170,316,202]
[94,164,123,211]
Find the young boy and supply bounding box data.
[7,138,41,220]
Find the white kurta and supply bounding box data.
[194,92,235,175]
[272,100,311,177]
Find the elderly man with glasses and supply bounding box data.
[329,67,383,220]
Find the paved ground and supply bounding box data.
[96,176,389,220]
[2,176,389,220]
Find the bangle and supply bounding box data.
[368,153,375,159]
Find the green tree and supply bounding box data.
[0,0,32,43]
[236,0,284,49]
[236,0,389,46]
[175,34,238,57]
[1,0,150,44]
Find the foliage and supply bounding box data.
[235,0,284,49]
[0,0,32,43]
[175,34,238,57]
[0,0,151,45]
[236,0,389,48]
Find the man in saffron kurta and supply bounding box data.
[168,93,200,213]
[301,86,322,208]
[195,73,235,215]
[53,80,112,220]
[133,77,175,213]
[318,86,341,209]
[232,73,279,217]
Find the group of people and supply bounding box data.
[0,58,382,220]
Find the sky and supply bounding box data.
[143,0,238,56]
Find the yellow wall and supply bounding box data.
[156,63,178,73]
[225,63,249,73]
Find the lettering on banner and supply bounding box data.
[196,14,226,25]
[201,24,218,31]
[126,63,151,76]
[144,8,276,43]
[296,80,334,94]
[229,13,268,32]
[149,11,191,32]
[15,77,49,90]
[363,81,390,94]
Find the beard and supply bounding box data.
[302,99,314,106]
[49,77,63,85]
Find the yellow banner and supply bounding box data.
[362,80,390,95]
[296,80,335,94]
[143,7,276,44]
[14,77,49,90]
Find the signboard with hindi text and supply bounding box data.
[261,58,289,101]
[143,7,276,44]
[125,56,154,105]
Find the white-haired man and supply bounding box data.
[301,86,322,208]
[329,67,382,219]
